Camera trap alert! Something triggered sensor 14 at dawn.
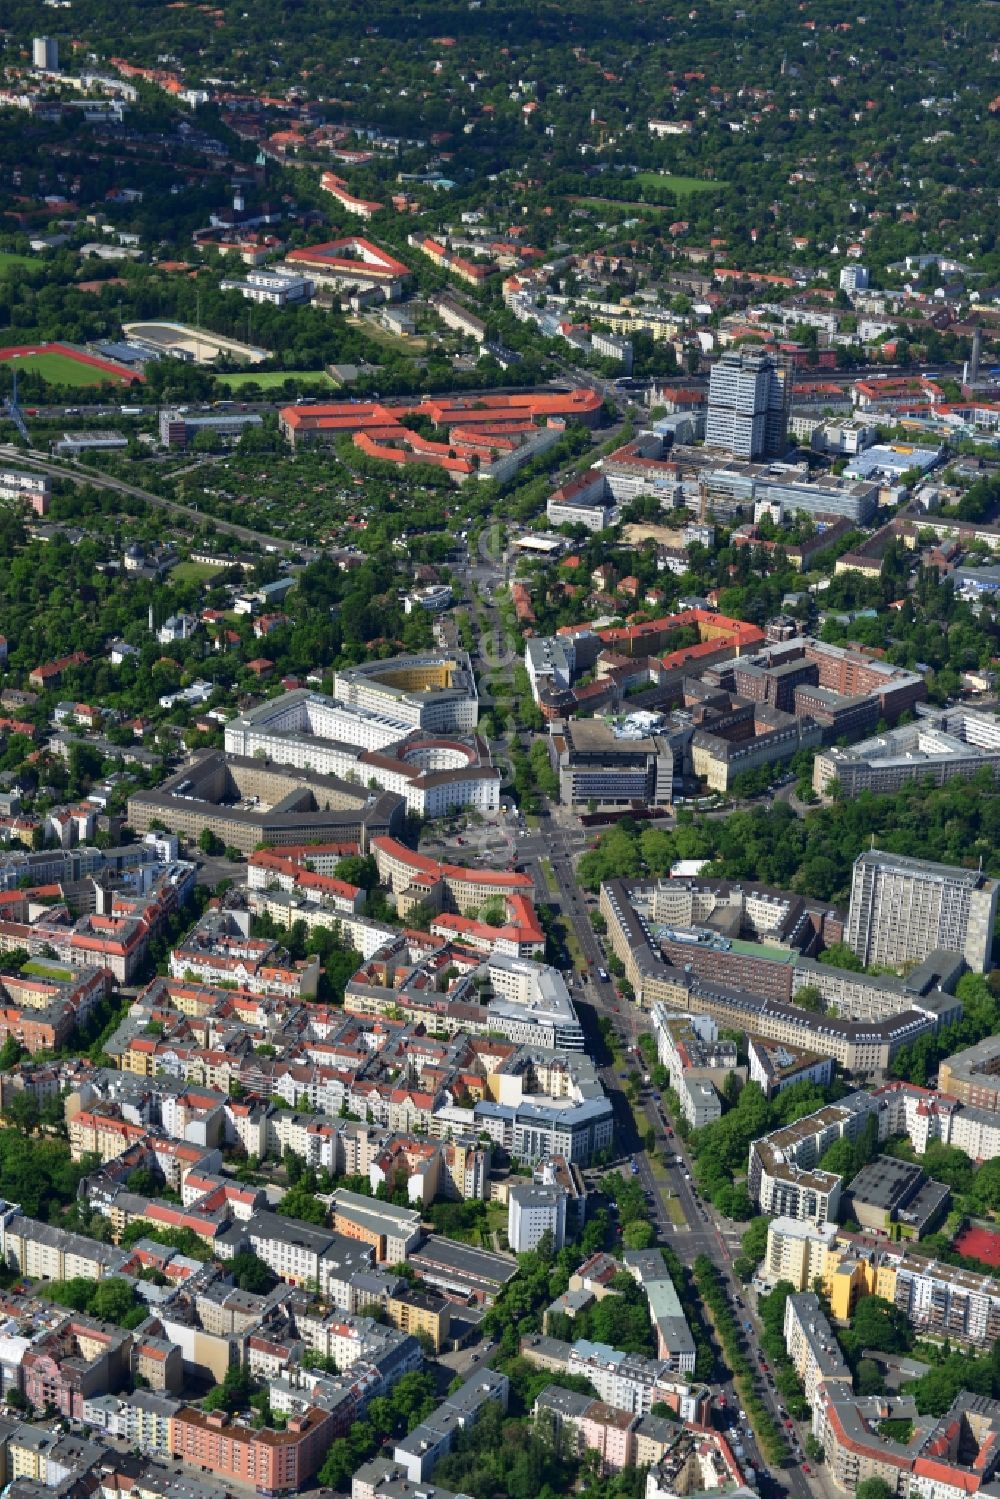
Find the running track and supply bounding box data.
[0,342,143,382]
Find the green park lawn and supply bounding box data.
[0,252,35,274]
[22,960,74,981]
[170,560,227,584]
[569,195,673,215]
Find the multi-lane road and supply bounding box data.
[514,808,820,1499]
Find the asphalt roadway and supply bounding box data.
[514,810,823,1499]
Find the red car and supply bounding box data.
[802,1464,811,1474]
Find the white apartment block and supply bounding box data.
[0,1204,128,1282]
[226,691,413,765]
[525,635,576,704]
[546,491,618,533]
[762,1217,838,1290]
[486,955,584,1052]
[0,469,50,514]
[225,689,497,817]
[219,269,314,306]
[508,1183,567,1253]
[651,1006,737,1128]
[752,1151,841,1227]
[432,295,487,343]
[748,1098,878,1226]
[591,329,633,368]
[846,850,999,974]
[748,1039,834,1098]
[892,1254,1000,1346]
[839,265,870,293]
[783,1293,852,1407]
[333,653,479,734]
[705,349,789,461]
[566,1342,667,1415]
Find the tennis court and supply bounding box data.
[954,1224,1000,1266]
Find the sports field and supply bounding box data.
[632,171,726,197]
[3,352,112,386]
[0,341,139,386]
[123,320,267,366]
[216,370,335,390]
[954,1224,1000,1266]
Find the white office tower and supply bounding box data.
[33,36,58,71]
[839,264,870,294]
[846,849,999,975]
[705,349,791,460]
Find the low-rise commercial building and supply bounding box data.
[159,410,264,448]
[407,1236,518,1305]
[844,1155,950,1239]
[219,268,313,305]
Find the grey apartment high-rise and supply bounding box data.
[32,36,59,71]
[846,849,998,974]
[705,349,791,460]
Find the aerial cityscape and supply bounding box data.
[0,5,1000,1499]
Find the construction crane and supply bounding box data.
[3,368,30,444]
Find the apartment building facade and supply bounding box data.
[846,850,998,974]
